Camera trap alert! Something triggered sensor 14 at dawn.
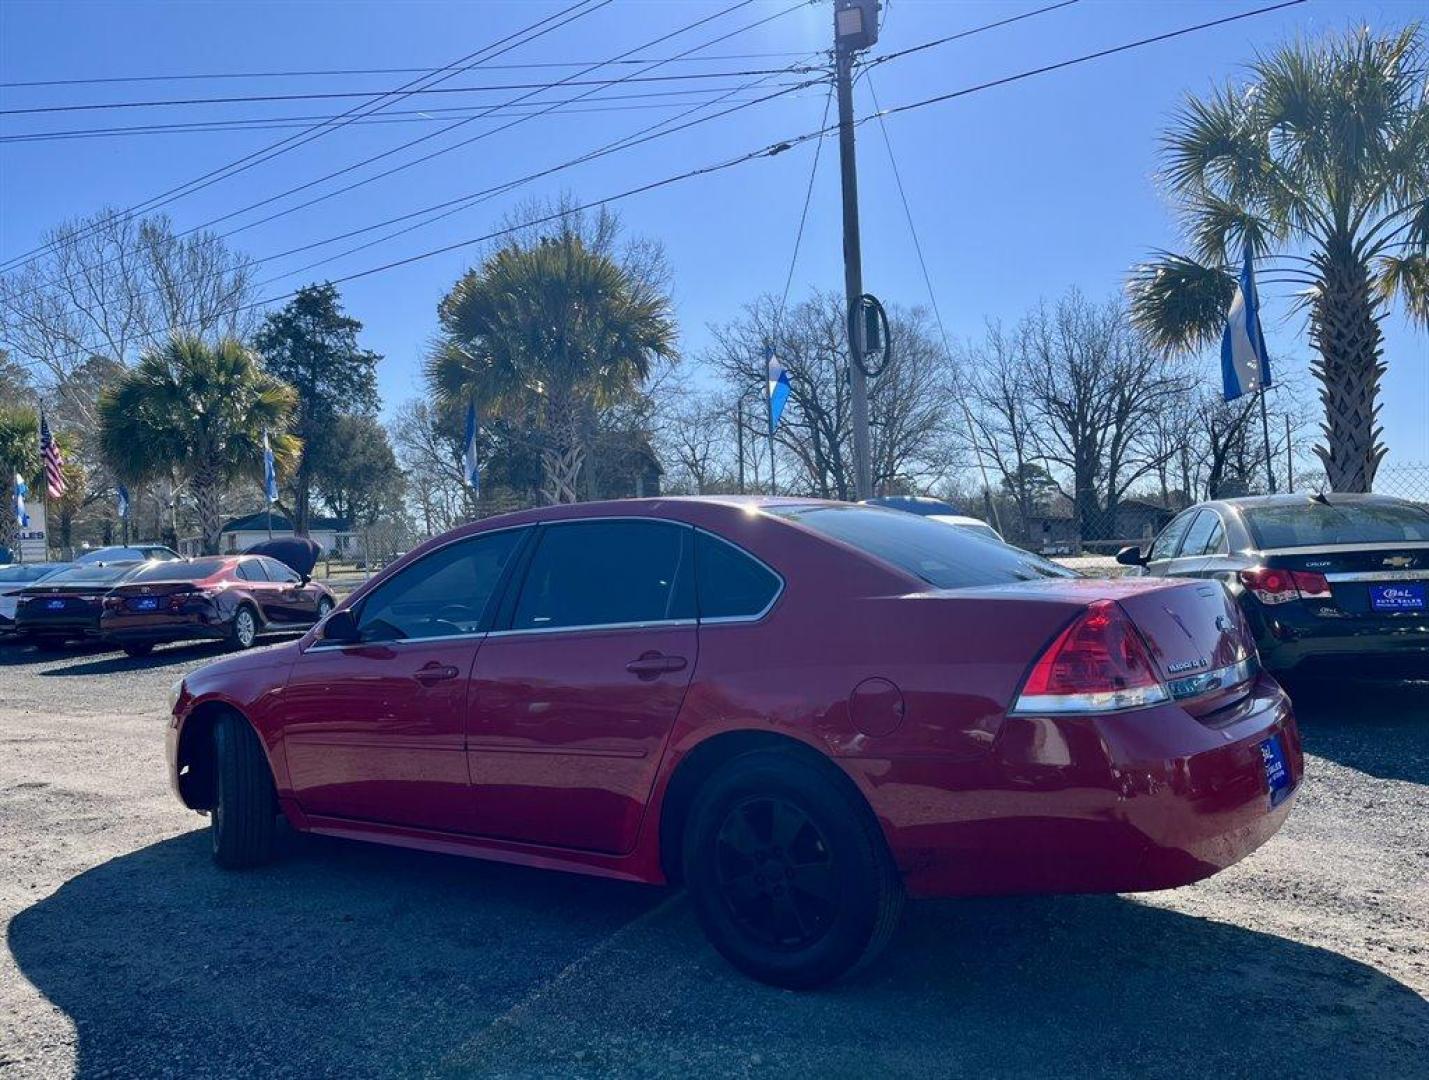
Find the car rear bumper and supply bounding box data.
[846,672,1301,899]
[1256,616,1429,675]
[101,611,227,645]
[14,614,102,638]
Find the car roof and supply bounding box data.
[1205,493,1413,510]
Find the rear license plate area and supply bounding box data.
[131,597,159,611]
[45,599,65,610]
[1259,736,1293,808]
[1369,583,1425,612]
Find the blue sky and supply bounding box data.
[1,0,1425,468]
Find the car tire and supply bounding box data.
[121,642,154,658]
[211,712,277,869]
[227,605,258,651]
[683,749,904,989]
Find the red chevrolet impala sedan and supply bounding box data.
[166,498,1301,987]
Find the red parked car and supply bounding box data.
[103,552,334,657]
[166,498,1301,987]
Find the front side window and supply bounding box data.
[512,520,693,631]
[259,557,301,584]
[356,528,525,641]
[771,505,1072,588]
[695,532,781,620]
[1149,511,1198,561]
[1179,511,1219,558]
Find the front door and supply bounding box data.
[467,519,697,855]
[281,527,528,833]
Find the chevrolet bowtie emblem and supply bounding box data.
[1383,555,1414,568]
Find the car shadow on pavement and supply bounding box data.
[10,829,1428,1079]
[37,635,306,677]
[1288,677,1429,786]
[0,641,111,667]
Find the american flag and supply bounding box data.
[39,412,66,499]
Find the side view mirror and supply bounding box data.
[319,608,359,644]
[300,573,312,586]
[1115,545,1148,568]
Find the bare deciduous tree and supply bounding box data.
[0,210,257,426]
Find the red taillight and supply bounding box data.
[1012,599,1170,715]
[1238,567,1330,604]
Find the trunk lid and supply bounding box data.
[1264,543,1429,619]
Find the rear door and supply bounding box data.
[466,518,697,855]
[258,556,317,623]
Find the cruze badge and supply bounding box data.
[1166,657,1208,674]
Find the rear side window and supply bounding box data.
[1244,501,1429,548]
[236,560,267,582]
[771,505,1072,588]
[695,532,781,620]
[512,520,693,630]
[358,528,525,641]
[1149,511,1197,561]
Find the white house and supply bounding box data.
[179,512,356,558]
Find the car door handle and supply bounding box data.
[625,653,687,678]
[413,663,461,684]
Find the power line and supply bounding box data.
[0,51,817,89]
[873,0,1307,122]
[2,0,804,303]
[0,65,823,117]
[864,69,1002,532]
[248,70,828,291]
[864,0,1079,70]
[12,0,1301,368]
[240,0,1309,328]
[0,84,816,145]
[776,83,835,322]
[0,0,607,274]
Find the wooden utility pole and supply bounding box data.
[833,0,878,501]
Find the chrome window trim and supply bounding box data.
[1324,569,1429,583]
[693,527,786,625]
[307,629,489,651]
[486,617,698,640]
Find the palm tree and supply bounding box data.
[1129,25,1428,492]
[99,336,300,554]
[427,230,678,504]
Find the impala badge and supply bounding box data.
[1166,657,1208,674]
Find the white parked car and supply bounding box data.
[925,514,1005,543]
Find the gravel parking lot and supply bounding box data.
[1,638,1426,1079]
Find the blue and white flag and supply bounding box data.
[1221,240,1272,401]
[766,347,791,432]
[263,432,279,503]
[13,473,28,529]
[462,401,480,491]
[116,484,130,520]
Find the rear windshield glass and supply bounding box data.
[772,505,1074,588]
[1244,501,1429,548]
[0,564,64,583]
[128,558,229,583]
[34,564,139,586]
